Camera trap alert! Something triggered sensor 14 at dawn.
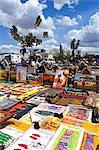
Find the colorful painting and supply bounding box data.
[18,89,39,101]
[26,95,46,105]
[80,132,99,150]
[43,73,55,87]
[40,116,60,131]
[37,103,65,113]
[74,74,96,91]
[46,125,84,150]
[30,107,55,123]
[0,131,14,149]
[54,117,99,133]
[8,118,32,132]
[53,70,68,89]
[16,66,27,82]
[28,73,43,86]
[0,99,18,110]
[41,116,99,133]
[7,128,54,150]
[64,105,92,121]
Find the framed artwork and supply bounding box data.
[16,66,27,82]
[53,70,68,89]
[46,125,84,150]
[80,132,99,150]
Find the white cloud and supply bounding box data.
[55,16,78,26]
[0,44,20,54]
[67,12,99,50]
[0,0,55,38]
[77,15,82,20]
[53,0,80,10]
[0,0,58,51]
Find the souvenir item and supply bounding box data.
[51,91,87,106]
[0,98,18,110]
[46,125,84,150]
[30,107,54,123]
[53,70,68,89]
[0,111,13,124]
[40,116,60,131]
[18,89,39,101]
[16,66,27,82]
[64,105,92,121]
[37,103,65,114]
[80,132,99,150]
[7,118,32,132]
[43,73,55,87]
[1,127,23,139]
[28,73,43,86]
[26,95,46,105]
[74,74,96,91]
[7,128,54,150]
[0,131,14,149]
[54,117,99,133]
[20,114,33,125]
[1,103,35,122]
[13,103,36,119]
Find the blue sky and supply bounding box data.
[0,0,99,54]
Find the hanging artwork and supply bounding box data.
[53,70,68,89]
[16,66,27,82]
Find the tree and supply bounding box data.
[10,16,48,55]
[71,39,80,62]
[76,50,81,62]
[66,51,71,62]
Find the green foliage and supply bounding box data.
[10,16,48,49]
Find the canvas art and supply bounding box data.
[46,125,84,150]
[0,98,18,110]
[80,132,99,150]
[74,74,96,91]
[53,70,68,89]
[0,131,15,149]
[30,107,55,123]
[16,66,27,82]
[43,73,55,87]
[28,73,43,86]
[64,105,92,122]
[40,116,60,131]
[54,117,99,133]
[6,128,54,150]
[7,118,32,132]
[37,103,65,114]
